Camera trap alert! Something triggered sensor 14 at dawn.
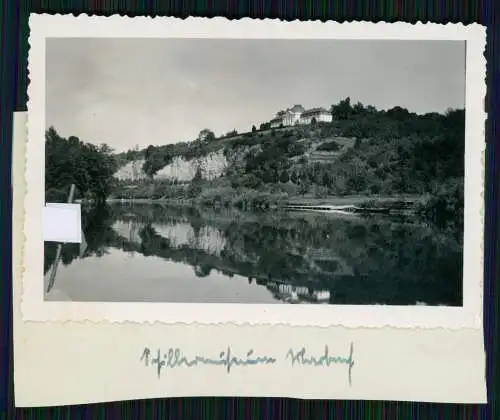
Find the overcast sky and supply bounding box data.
[46,38,465,152]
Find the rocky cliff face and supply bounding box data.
[156,150,228,181]
[114,159,148,181]
[114,150,228,182]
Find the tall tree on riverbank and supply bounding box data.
[45,127,117,203]
[143,145,167,179]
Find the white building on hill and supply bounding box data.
[299,107,333,124]
[270,104,305,128]
[269,105,332,128]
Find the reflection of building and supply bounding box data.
[269,105,332,128]
[305,248,354,276]
[265,281,331,304]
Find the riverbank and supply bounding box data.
[104,194,426,213]
[283,195,424,207]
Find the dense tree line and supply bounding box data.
[45,127,117,203]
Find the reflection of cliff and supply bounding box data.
[44,204,463,306]
[112,220,227,256]
[154,223,227,256]
[112,220,145,244]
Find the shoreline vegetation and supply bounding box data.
[100,195,421,214]
[46,98,465,234]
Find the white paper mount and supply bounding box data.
[43,203,82,243]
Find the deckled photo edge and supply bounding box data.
[22,15,486,328]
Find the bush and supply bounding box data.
[316,140,340,152]
[416,178,464,234]
[196,186,235,207]
[230,189,288,210]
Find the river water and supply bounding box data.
[43,203,463,305]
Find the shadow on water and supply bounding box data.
[44,203,463,306]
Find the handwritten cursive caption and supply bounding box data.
[141,342,355,386]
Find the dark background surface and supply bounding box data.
[1,0,498,418]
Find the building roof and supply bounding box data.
[289,104,305,113]
[301,107,330,116]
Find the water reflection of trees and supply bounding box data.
[44,204,463,306]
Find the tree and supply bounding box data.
[279,171,290,183]
[198,129,215,142]
[311,117,317,125]
[299,181,310,195]
[331,97,352,120]
[263,169,277,184]
[192,166,203,183]
[322,171,332,187]
[252,125,257,133]
[84,143,118,202]
[387,106,410,121]
[352,101,365,115]
[143,145,166,179]
[45,127,116,203]
[187,167,203,197]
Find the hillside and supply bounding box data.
[111,106,465,229]
[113,126,295,182]
[111,125,359,203]
[113,133,357,183]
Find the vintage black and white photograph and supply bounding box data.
[42,35,467,306]
[17,17,488,408]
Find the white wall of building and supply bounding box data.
[283,111,301,126]
[300,112,332,125]
[316,112,333,123]
[268,106,332,130]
